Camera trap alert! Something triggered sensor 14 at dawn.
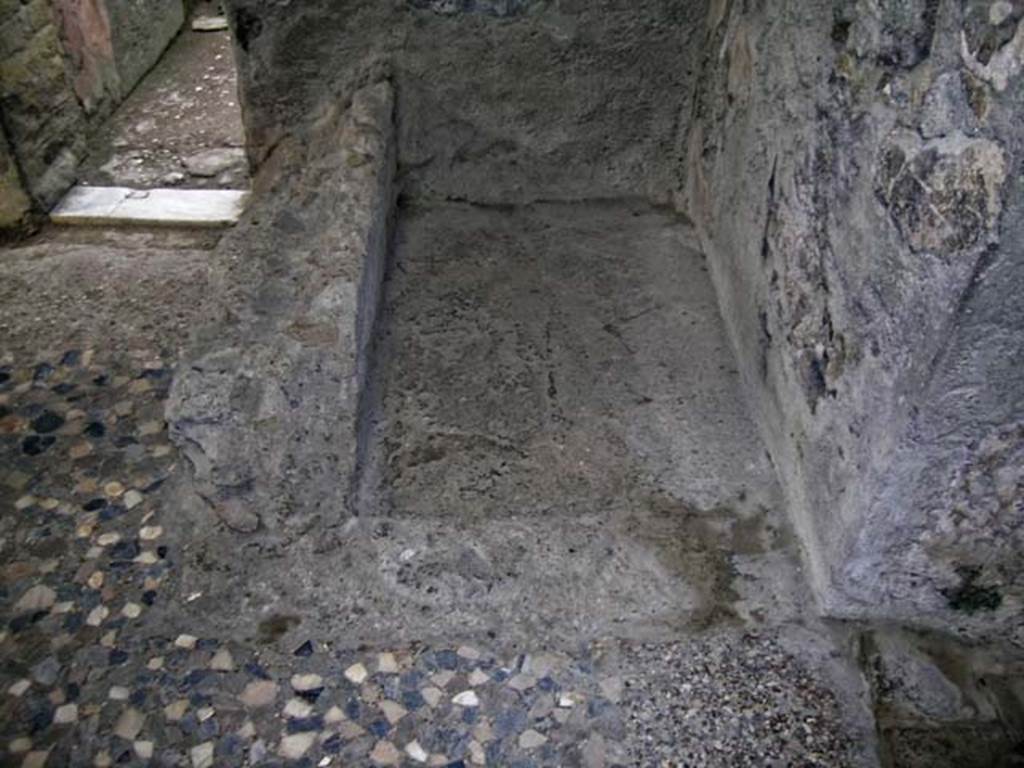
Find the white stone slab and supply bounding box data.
[51,186,249,228]
[192,16,229,32]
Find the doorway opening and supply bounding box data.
[53,1,249,227]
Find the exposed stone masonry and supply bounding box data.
[0,0,185,223]
[680,0,1024,649]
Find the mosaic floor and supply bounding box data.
[0,228,872,767]
[0,349,865,768]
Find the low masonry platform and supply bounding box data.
[50,186,249,228]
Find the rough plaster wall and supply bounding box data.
[0,122,30,228]
[682,0,1023,646]
[104,0,184,98]
[0,0,88,207]
[225,0,707,205]
[51,0,120,115]
[0,0,183,215]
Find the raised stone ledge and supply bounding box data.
[166,80,396,544]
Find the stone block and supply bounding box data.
[869,633,968,722]
[50,186,249,227]
[875,131,1006,254]
[167,80,396,539]
[25,0,55,32]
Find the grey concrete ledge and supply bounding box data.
[166,80,396,540]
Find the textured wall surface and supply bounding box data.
[0,121,30,228]
[51,0,119,115]
[0,0,183,215]
[0,0,89,207]
[680,0,1023,646]
[105,0,184,97]
[226,0,707,205]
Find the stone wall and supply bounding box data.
[105,0,185,99]
[224,0,707,205]
[0,0,183,216]
[0,122,30,228]
[0,0,89,208]
[680,0,1023,646]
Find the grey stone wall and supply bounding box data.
[0,0,89,207]
[0,121,30,228]
[105,0,185,99]
[0,0,183,216]
[680,0,1023,646]
[224,0,708,205]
